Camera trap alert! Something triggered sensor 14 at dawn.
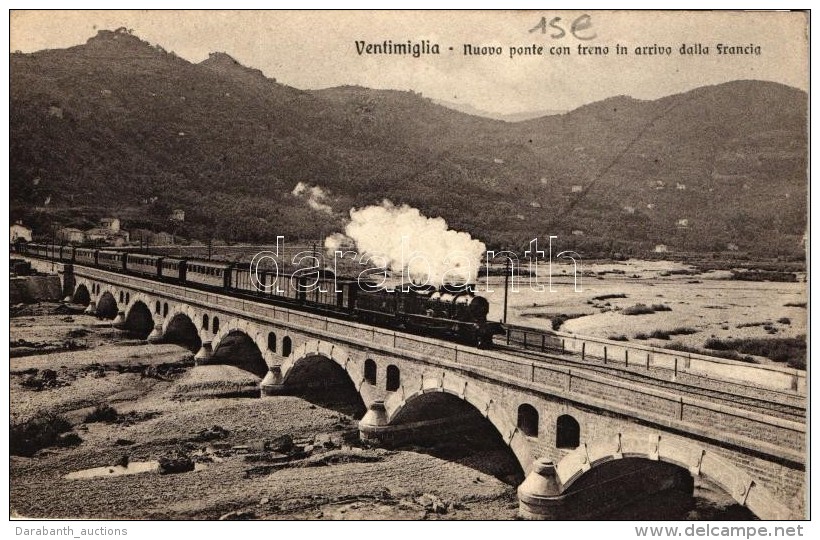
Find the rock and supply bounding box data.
[114,438,135,446]
[219,510,256,520]
[415,493,448,514]
[314,433,340,449]
[158,454,194,474]
[248,439,269,453]
[259,497,270,506]
[269,434,293,453]
[114,453,130,467]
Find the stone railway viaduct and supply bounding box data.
[33,259,806,520]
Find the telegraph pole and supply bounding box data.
[502,255,510,324]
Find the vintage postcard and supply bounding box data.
[8,10,808,526]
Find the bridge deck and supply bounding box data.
[59,262,805,464]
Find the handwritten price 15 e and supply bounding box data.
[529,14,596,41]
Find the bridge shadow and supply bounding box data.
[284,356,367,419]
[388,392,525,485]
[575,460,758,520]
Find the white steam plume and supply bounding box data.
[292,182,333,214]
[325,200,485,286]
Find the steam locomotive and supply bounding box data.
[17,244,504,348]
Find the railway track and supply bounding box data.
[495,342,806,423]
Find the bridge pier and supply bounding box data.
[83,301,97,315]
[260,366,287,396]
[517,459,564,519]
[112,310,127,328]
[194,341,213,364]
[358,400,390,444]
[147,323,164,343]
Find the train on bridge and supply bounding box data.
[17,243,505,348]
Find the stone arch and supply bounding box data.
[211,329,268,378]
[382,381,525,481]
[123,300,154,339]
[284,354,365,414]
[96,290,119,319]
[162,308,201,352]
[211,318,275,368]
[72,283,91,305]
[552,433,794,520]
[386,384,518,450]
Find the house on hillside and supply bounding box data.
[86,227,130,246]
[571,185,583,193]
[170,209,185,222]
[153,231,175,245]
[100,217,121,232]
[676,218,689,229]
[654,244,669,253]
[10,221,32,243]
[56,227,85,244]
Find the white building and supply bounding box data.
[10,222,32,243]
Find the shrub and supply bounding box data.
[84,404,118,423]
[592,293,627,301]
[608,335,629,342]
[622,304,655,316]
[648,327,697,340]
[10,413,73,456]
[704,336,806,368]
[777,317,791,325]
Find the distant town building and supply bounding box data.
[530,201,542,208]
[571,185,583,193]
[727,243,739,251]
[100,217,121,232]
[56,227,85,244]
[493,158,505,164]
[86,227,129,246]
[153,231,175,245]
[571,230,584,236]
[623,206,636,214]
[676,218,689,229]
[676,182,686,190]
[654,244,669,253]
[10,221,32,243]
[170,209,186,221]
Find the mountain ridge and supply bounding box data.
[10,29,808,257]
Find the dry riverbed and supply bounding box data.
[10,305,751,520]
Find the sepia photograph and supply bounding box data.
[7,8,809,526]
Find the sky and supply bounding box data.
[9,10,809,115]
